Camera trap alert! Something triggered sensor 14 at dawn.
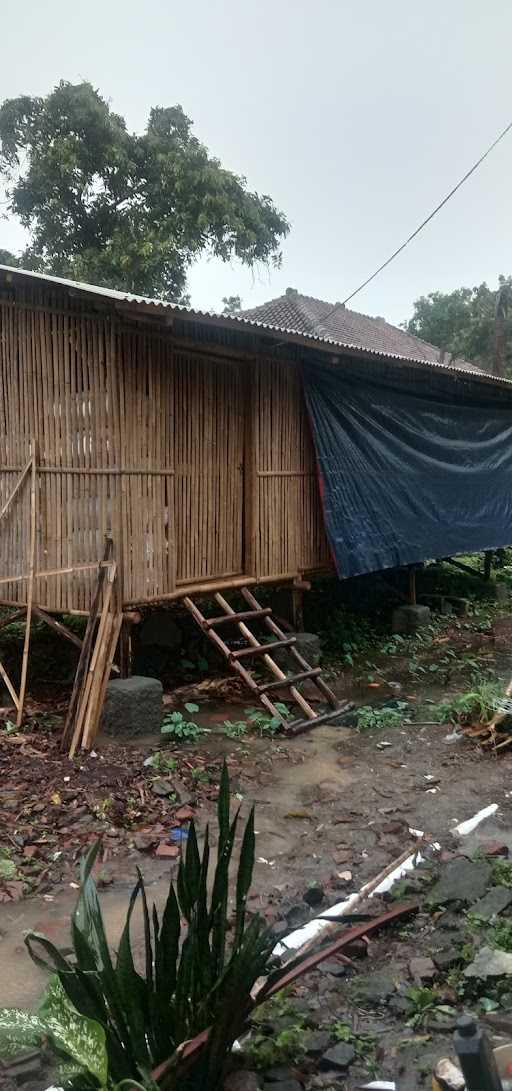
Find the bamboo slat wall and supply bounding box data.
[0,284,329,612]
[252,360,330,579]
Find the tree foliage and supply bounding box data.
[221,295,242,315]
[0,82,289,301]
[406,277,512,376]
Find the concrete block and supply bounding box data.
[272,631,321,670]
[101,675,163,737]
[392,604,431,634]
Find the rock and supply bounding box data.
[263,1083,302,1091]
[318,958,346,978]
[224,1072,261,1091]
[465,945,512,978]
[155,843,180,859]
[134,832,158,852]
[433,948,460,972]
[409,956,436,982]
[263,1067,296,1084]
[273,632,321,670]
[392,604,431,634]
[139,611,183,649]
[355,971,396,1006]
[471,886,512,920]
[303,882,325,907]
[101,675,163,737]
[428,857,492,906]
[271,920,289,940]
[306,1031,332,1055]
[152,778,174,797]
[388,995,410,1016]
[285,904,311,929]
[320,1042,355,1070]
[481,842,510,859]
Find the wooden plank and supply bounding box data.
[16,443,37,727]
[61,540,113,748]
[69,562,115,757]
[83,610,123,749]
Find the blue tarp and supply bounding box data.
[302,358,512,579]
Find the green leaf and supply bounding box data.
[0,1008,45,1058]
[184,702,199,713]
[39,977,108,1089]
[235,806,255,946]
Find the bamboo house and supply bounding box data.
[1,265,511,741]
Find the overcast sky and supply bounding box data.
[1,1,511,325]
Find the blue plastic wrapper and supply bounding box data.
[170,826,189,843]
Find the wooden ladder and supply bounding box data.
[183,586,352,736]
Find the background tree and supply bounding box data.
[0,82,289,301]
[221,294,242,315]
[405,277,512,376]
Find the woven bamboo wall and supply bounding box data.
[0,284,329,611]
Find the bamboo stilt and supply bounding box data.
[16,444,37,727]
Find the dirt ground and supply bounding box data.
[2,597,512,1088]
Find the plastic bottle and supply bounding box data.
[453,1014,503,1091]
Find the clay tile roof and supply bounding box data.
[241,288,482,373]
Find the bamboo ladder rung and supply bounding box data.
[231,637,296,660]
[241,586,339,708]
[258,667,322,692]
[204,607,272,628]
[213,590,316,724]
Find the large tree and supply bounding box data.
[405,277,512,377]
[0,81,289,301]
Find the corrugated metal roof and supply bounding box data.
[1,263,510,388]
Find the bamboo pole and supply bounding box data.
[16,444,37,727]
[0,456,32,522]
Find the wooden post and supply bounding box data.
[484,550,493,581]
[291,587,304,631]
[118,618,132,677]
[407,567,417,606]
[16,442,37,727]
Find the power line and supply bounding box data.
[325,117,512,317]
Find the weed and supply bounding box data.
[1,720,17,735]
[0,848,19,882]
[491,919,512,952]
[356,701,410,732]
[144,751,178,772]
[191,765,210,783]
[248,992,307,1070]
[332,1021,375,1062]
[427,676,503,726]
[406,987,456,1028]
[180,655,209,673]
[161,703,206,742]
[245,702,292,735]
[93,797,113,821]
[492,860,512,889]
[222,719,248,739]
